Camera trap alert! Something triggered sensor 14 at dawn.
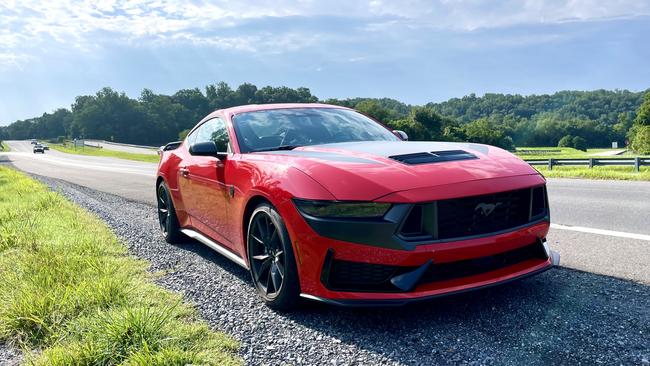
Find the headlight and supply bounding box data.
[293,199,391,219]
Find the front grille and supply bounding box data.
[399,186,548,242]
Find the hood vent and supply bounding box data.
[389,150,478,165]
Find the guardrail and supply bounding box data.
[517,149,562,154]
[524,157,650,172]
[85,139,158,150]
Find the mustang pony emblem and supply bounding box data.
[475,202,502,217]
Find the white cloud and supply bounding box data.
[0,0,648,68]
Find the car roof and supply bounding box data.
[216,103,351,118]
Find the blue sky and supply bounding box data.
[1,0,649,125]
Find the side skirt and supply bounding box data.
[180,228,248,269]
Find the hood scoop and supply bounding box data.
[389,150,478,165]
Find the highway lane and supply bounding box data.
[547,178,650,235]
[2,140,649,284]
[2,140,157,202]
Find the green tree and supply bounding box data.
[612,112,634,144]
[572,136,588,151]
[178,129,190,140]
[355,100,393,122]
[71,87,153,144]
[462,118,515,150]
[558,135,574,148]
[630,126,650,154]
[631,92,650,153]
[386,119,431,140]
[634,92,650,126]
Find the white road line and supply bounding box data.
[551,223,650,242]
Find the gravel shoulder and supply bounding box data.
[0,344,21,366]
[14,173,650,366]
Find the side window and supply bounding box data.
[209,118,229,153]
[189,118,230,153]
[186,127,199,146]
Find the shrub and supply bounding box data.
[572,136,588,151]
[557,135,574,148]
[630,125,650,154]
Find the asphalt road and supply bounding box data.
[548,179,650,235]
[3,140,157,202]
[1,139,649,284]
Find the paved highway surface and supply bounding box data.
[2,140,649,284]
[3,140,157,202]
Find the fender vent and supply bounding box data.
[389,150,477,165]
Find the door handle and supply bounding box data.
[179,166,189,177]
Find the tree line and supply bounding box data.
[1,83,648,152]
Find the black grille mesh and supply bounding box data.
[328,260,398,291]
[400,186,547,241]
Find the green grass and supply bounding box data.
[514,147,637,159]
[0,167,240,365]
[515,146,650,180]
[0,141,9,152]
[50,143,159,163]
[515,146,650,159]
[532,165,650,180]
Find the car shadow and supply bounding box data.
[172,238,252,282]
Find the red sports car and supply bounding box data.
[156,103,559,309]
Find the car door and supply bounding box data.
[180,117,234,248]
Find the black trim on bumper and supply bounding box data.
[320,239,550,293]
[302,262,554,307]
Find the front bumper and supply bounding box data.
[300,259,556,307]
[280,199,558,305]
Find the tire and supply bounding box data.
[157,182,184,244]
[247,203,301,310]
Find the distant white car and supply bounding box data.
[33,144,45,154]
[31,139,38,145]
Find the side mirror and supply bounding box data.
[189,141,228,159]
[393,130,408,141]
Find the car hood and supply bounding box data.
[253,141,541,201]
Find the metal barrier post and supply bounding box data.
[548,158,554,170]
[589,158,594,169]
[634,157,640,172]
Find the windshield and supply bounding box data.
[232,107,399,153]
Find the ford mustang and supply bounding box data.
[156,103,559,309]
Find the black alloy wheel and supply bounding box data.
[247,203,300,309]
[157,182,183,243]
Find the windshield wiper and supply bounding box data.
[252,145,301,152]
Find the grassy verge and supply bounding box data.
[0,167,240,365]
[532,165,650,180]
[50,143,159,163]
[513,147,645,159]
[0,141,9,152]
